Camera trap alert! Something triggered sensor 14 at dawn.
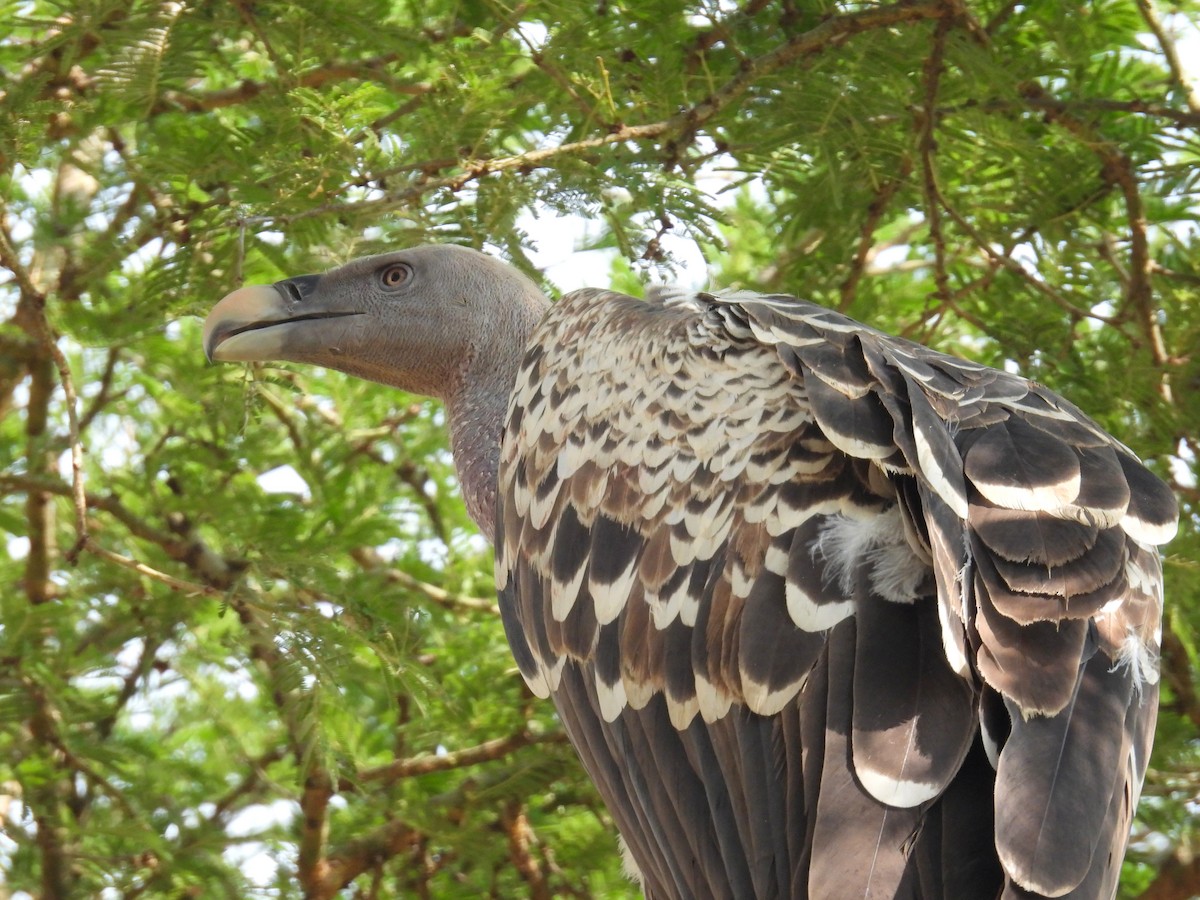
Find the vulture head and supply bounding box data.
[203,244,548,400]
[203,244,549,533]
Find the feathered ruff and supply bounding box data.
[496,286,1177,899]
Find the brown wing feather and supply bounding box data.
[496,286,1177,899]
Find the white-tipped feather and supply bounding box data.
[665,693,700,730]
[667,530,695,568]
[591,556,640,625]
[731,560,756,599]
[817,420,895,460]
[679,590,702,628]
[523,664,552,699]
[622,673,655,710]
[596,672,628,722]
[855,764,942,808]
[638,463,672,495]
[1120,511,1178,545]
[786,581,855,632]
[741,671,805,717]
[937,590,971,678]
[695,674,734,723]
[544,656,565,693]
[764,542,789,575]
[913,427,969,519]
[556,436,589,480]
[551,563,588,622]
[527,479,562,530]
[649,584,686,630]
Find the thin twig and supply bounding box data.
[983,0,1021,36]
[0,210,44,302]
[266,0,949,227]
[937,199,1110,324]
[838,159,912,310]
[254,381,309,457]
[1134,0,1200,115]
[1021,83,1173,402]
[917,14,954,306]
[153,56,429,116]
[0,474,246,588]
[84,541,220,596]
[504,11,598,125]
[77,347,120,434]
[350,547,497,614]
[42,329,88,562]
[99,639,161,743]
[355,729,568,787]
[211,747,288,820]
[987,95,1200,130]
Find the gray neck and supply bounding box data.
[444,293,549,543]
[446,379,509,543]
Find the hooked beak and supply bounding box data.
[202,284,289,362]
[202,280,362,363]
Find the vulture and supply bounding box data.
[203,244,1177,899]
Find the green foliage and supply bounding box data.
[0,0,1197,896]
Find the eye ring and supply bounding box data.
[379,262,413,290]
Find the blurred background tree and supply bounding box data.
[0,0,1197,896]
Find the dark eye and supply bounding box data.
[379,263,413,290]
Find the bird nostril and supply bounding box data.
[281,281,304,303]
[275,273,321,304]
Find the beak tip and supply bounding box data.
[201,284,286,364]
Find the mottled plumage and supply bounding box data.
[203,246,1178,900]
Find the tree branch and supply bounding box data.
[936,197,1111,325]
[1133,0,1200,115]
[994,95,1200,131]
[350,547,497,615]
[1159,618,1200,731]
[22,347,57,606]
[152,57,431,116]
[917,14,954,305]
[0,474,247,588]
[83,540,220,597]
[39,322,87,563]
[838,158,912,310]
[254,379,309,457]
[4,201,89,562]
[1020,82,1173,403]
[1138,851,1200,900]
[95,635,161,740]
[501,800,551,900]
[76,347,120,435]
[307,818,421,900]
[354,728,567,788]
[0,208,46,304]
[27,683,71,899]
[267,0,950,226]
[298,767,334,900]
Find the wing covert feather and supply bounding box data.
[495,286,1176,899]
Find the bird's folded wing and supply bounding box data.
[496,287,1176,898]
